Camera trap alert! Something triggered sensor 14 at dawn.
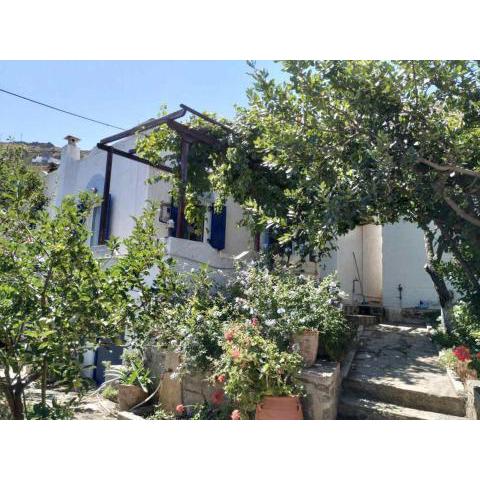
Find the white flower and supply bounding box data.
[265,319,276,327]
[277,307,286,315]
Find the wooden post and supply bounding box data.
[176,139,191,238]
[99,148,113,245]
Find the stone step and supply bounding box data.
[338,393,467,420]
[343,376,466,417]
[346,314,379,327]
[383,317,428,327]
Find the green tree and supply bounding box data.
[0,145,118,418]
[137,61,480,331]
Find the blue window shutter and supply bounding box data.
[169,203,178,237]
[105,194,112,241]
[210,205,226,250]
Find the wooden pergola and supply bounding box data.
[96,104,231,244]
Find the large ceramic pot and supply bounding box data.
[292,329,319,367]
[118,384,149,411]
[255,396,303,420]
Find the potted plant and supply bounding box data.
[117,351,152,411]
[213,323,304,420]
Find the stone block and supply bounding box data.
[466,380,480,420]
[158,372,183,413]
[299,360,341,420]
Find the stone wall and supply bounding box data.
[144,346,341,420]
[466,380,480,420]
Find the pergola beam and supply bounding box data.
[99,108,187,145]
[96,143,173,173]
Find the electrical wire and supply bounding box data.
[0,87,124,130]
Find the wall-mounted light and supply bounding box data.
[158,202,171,224]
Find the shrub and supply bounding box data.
[119,351,151,392]
[226,261,354,360]
[154,266,230,375]
[439,346,480,381]
[213,322,303,416]
[27,397,76,420]
[102,385,118,402]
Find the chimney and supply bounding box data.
[62,134,81,161]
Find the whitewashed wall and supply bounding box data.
[382,221,437,308]
[48,133,253,268]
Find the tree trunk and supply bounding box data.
[423,230,454,333]
[2,384,24,420]
[40,357,48,408]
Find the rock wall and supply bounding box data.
[466,380,480,420]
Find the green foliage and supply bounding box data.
[226,260,354,360]
[119,351,151,392]
[27,397,76,420]
[438,348,458,370]
[105,202,184,351]
[136,112,228,229]
[102,384,118,402]
[137,62,480,333]
[212,322,303,416]
[0,144,118,418]
[148,402,231,420]
[148,405,176,420]
[433,302,480,350]
[153,266,229,375]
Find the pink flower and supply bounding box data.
[231,409,241,420]
[251,317,259,327]
[224,330,234,342]
[212,390,225,405]
[217,374,226,384]
[175,404,185,415]
[231,348,241,360]
[476,352,480,360]
[453,345,471,362]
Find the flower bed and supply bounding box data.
[127,260,353,420]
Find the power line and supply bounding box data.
[0,87,125,130]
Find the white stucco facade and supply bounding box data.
[47,133,253,272]
[47,133,439,310]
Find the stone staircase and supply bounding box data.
[338,324,467,420]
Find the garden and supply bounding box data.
[2,60,480,420]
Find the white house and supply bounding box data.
[46,133,440,318]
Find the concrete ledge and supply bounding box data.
[117,411,144,420]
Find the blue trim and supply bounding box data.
[209,205,226,250]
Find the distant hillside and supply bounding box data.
[0,140,89,164]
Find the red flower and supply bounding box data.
[217,374,226,383]
[231,409,241,420]
[212,390,225,405]
[175,404,185,415]
[476,352,480,360]
[251,317,259,327]
[231,348,241,359]
[453,345,471,362]
[224,330,234,342]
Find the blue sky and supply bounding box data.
[0,61,284,149]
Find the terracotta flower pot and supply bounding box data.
[118,384,149,411]
[255,396,303,420]
[292,329,319,367]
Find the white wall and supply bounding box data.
[382,221,437,308]
[336,227,364,302]
[362,224,382,301]
[47,132,253,267]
